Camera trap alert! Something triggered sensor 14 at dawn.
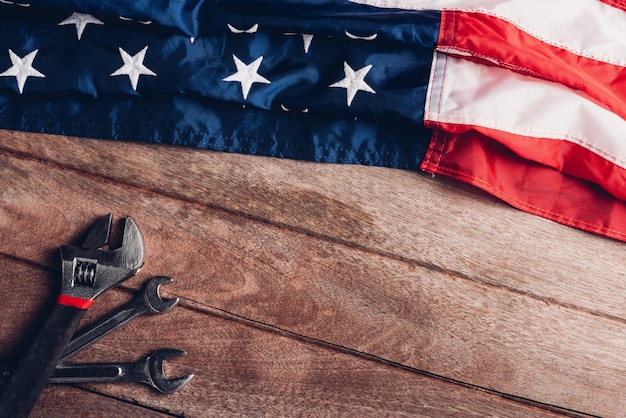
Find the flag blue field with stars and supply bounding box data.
[0,0,440,170]
[5,0,626,243]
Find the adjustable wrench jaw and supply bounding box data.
[59,215,145,301]
[0,214,147,418]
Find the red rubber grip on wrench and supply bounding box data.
[57,294,94,310]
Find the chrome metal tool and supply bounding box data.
[50,348,193,394]
[62,275,179,362]
[0,277,190,394]
[0,214,145,418]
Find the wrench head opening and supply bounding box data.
[148,348,194,394]
[82,213,112,249]
[144,276,179,313]
[59,214,145,301]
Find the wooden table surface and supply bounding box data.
[1,130,626,417]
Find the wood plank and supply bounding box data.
[1,131,625,326]
[0,256,565,417]
[0,149,623,415]
[32,386,171,418]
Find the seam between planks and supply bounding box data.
[178,297,598,418]
[0,252,58,274]
[2,147,626,328]
[67,386,181,417]
[0,253,598,417]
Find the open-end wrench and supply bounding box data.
[50,348,193,393]
[0,349,194,394]
[0,275,178,381]
[0,214,145,418]
[61,275,179,363]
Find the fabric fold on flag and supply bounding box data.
[1,0,626,242]
[0,1,439,170]
[421,128,626,242]
[436,10,626,122]
[359,0,626,241]
[423,52,626,202]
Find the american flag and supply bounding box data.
[0,0,625,241]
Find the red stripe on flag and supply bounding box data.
[438,10,626,120]
[431,122,626,202]
[601,0,626,11]
[421,129,626,242]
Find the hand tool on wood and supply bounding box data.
[0,349,194,394]
[0,275,178,380]
[0,214,145,418]
[49,348,193,393]
[62,275,179,363]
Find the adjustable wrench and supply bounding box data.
[0,276,179,381]
[0,214,145,418]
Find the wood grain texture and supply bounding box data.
[31,386,171,418]
[1,136,625,416]
[1,131,625,325]
[0,256,564,418]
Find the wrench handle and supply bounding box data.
[61,305,137,363]
[0,303,86,418]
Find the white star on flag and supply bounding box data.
[223,55,271,100]
[227,23,259,34]
[329,62,375,106]
[286,33,314,53]
[110,46,156,91]
[58,12,104,40]
[301,34,314,53]
[0,49,45,94]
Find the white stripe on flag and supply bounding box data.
[425,52,626,169]
[425,51,626,202]
[350,0,626,65]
